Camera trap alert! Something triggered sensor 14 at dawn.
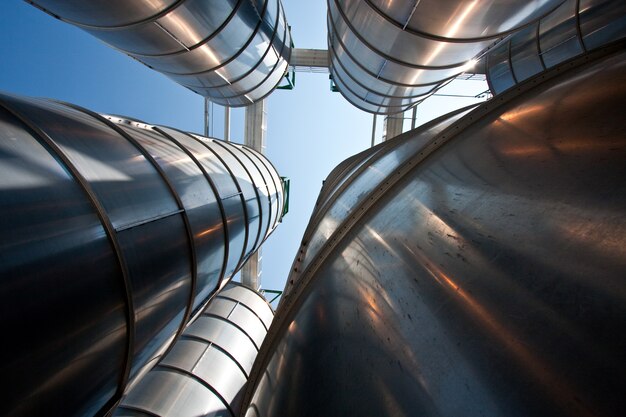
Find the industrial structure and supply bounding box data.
[1,0,625,416]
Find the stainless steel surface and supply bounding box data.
[29,0,292,106]
[116,281,274,417]
[486,0,626,94]
[328,0,563,113]
[0,94,283,417]
[243,47,626,417]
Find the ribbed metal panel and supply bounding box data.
[243,47,626,416]
[28,0,293,106]
[327,0,563,114]
[114,281,273,417]
[485,0,626,95]
[0,93,283,417]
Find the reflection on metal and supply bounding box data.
[243,45,626,417]
[28,0,292,106]
[0,93,283,417]
[327,0,563,114]
[114,281,273,417]
[485,0,626,94]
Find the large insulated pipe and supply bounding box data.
[115,281,274,417]
[241,45,626,416]
[485,0,626,94]
[27,0,292,107]
[327,0,564,114]
[0,92,283,417]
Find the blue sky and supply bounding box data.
[0,1,486,300]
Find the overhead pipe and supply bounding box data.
[0,92,283,417]
[27,0,293,106]
[327,0,565,114]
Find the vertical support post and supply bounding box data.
[384,111,404,141]
[204,97,214,137]
[371,114,377,147]
[204,98,209,137]
[241,99,267,291]
[411,106,417,130]
[224,106,231,142]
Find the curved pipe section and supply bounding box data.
[327,0,563,114]
[485,0,626,94]
[115,281,273,417]
[28,0,293,107]
[243,47,626,416]
[0,92,283,417]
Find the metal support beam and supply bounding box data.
[290,48,329,69]
[204,98,213,137]
[371,114,377,147]
[224,106,230,142]
[242,99,267,290]
[411,106,417,130]
[383,112,404,141]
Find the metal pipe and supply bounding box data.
[28,0,293,107]
[0,92,284,417]
[114,281,274,417]
[242,47,626,417]
[224,106,231,142]
[484,0,626,95]
[327,0,564,113]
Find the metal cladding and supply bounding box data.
[114,281,273,417]
[28,0,292,107]
[485,0,626,94]
[0,93,283,417]
[327,0,564,114]
[242,47,626,416]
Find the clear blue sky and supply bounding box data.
[0,1,486,300]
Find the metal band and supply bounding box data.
[329,39,440,99]
[242,146,282,234]
[201,313,261,351]
[145,0,271,74]
[0,97,136,416]
[192,137,250,275]
[151,126,231,302]
[236,147,274,249]
[327,11,462,88]
[216,294,270,332]
[362,0,565,43]
[116,405,161,417]
[26,0,187,30]
[536,21,548,70]
[507,39,519,84]
[212,140,264,260]
[60,103,199,362]
[574,0,587,53]
[204,0,284,91]
[329,0,469,70]
[155,364,236,417]
[181,334,250,378]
